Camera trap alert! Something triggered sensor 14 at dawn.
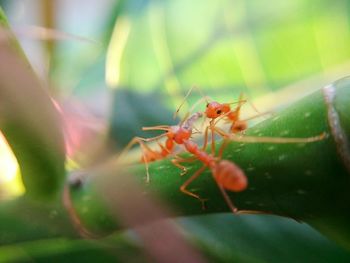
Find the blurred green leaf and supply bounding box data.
[0,235,146,263]
[178,214,350,263]
[1,213,349,263]
[0,7,66,199]
[109,89,177,146]
[109,0,350,93]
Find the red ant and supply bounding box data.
[118,112,203,183]
[181,138,247,212]
[118,110,250,212]
[174,86,256,154]
[175,86,326,156]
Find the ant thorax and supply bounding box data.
[167,125,192,144]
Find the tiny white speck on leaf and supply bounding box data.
[49,210,58,219]
[304,112,311,118]
[304,170,313,176]
[297,189,307,195]
[83,195,91,201]
[278,154,287,161]
[265,173,272,179]
[280,130,290,136]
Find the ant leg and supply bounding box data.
[180,165,208,209]
[116,137,144,162]
[210,121,216,154]
[235,209,301,222]
[216,184,238,214]
[230,132,327,144]
[142,125,170,131]
[246,96,260,114]
[215,173,299,218]
[117,136,166,183]
[174,85,213,119]
[201,120,228,154]
[217,139,230,159]
[241,111,273,123]
[201,125,210,151]
[139,144,151,183]
[211,126,327,144]
[172,159,188,176]
[156,140,171,156]
[171,156,198,176]
[137,140,160,183]
[201,117,229,154]
[117,134,167,161]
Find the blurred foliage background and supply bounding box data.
[1,0,350,262]
[3,0,350,147]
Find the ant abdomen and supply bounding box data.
[231,121,248,133]
[213,160,247,192]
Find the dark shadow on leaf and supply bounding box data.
[109,88,177,148]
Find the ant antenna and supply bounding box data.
[174,85,211,119]
[142,125,170,131]
[226,99,247,105]
[173,85,196,119]
[241,92,260,114]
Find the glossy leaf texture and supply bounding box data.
[61,77,350,247]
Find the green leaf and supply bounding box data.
[109,89,177,147]
[0,8,66,199]
[178,214,350,262]
[0,197,77,244]
[0,77,349,260]
[1,214,349,262]
[0,236,145,262]
[64,77,350,249]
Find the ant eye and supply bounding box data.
[206,103,209,108]
[217,110,222,114]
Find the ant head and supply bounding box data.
[205,101,230,119]
[231,121,248,133]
